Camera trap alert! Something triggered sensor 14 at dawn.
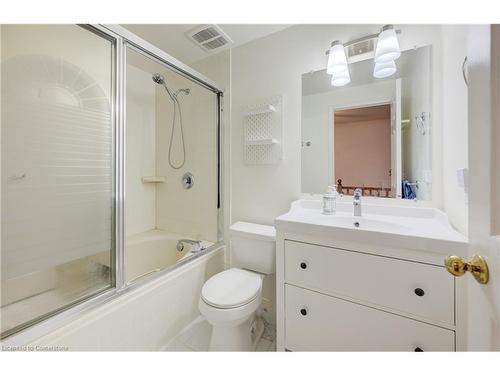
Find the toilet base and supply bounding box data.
[209,314,264,351]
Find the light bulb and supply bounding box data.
[331,68,351,87]
[327,41,348,74]
[373,60,397,78]
[374,25,401,64]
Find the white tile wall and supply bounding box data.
[155,69,219,242]
[125,64,157,236]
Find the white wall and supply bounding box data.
[230,24,445,226]
[493,25,500,236]
[402,46,433,201]
[441,26,469,235]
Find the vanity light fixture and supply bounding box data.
[327,40,348,74]
[331,68,351,87]
[373,60,397,78]
[327,40,351,86]
[374,25,401,63]
[325,26,401,85]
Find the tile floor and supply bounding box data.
[163,316,276,352]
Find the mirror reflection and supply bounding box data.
[301,46,432,200]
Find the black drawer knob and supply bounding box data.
[300,262,307,269]
[300,308,307,316]
[414,288,425,297]
[414,347,424,352]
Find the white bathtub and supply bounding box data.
[124,230,213,283]
[27,245,225,350]
[94,230,214,283]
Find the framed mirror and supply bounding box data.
[301,46,432,200]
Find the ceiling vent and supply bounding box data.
[186,25,233,52]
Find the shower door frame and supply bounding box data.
[2,24,225,345]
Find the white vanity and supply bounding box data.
[275,199,468,351]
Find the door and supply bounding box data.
[465,24,500,351]
[390,78,402,198]
[0,25,116,339]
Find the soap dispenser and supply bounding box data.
[322,185,338,215]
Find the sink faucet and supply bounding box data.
[176,239,204,253]
[353,188,362,217]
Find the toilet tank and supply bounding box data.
[230,222,276,275]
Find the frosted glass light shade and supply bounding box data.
[331,68,351,87]
[327,42,348,74]
[374,27,401,63]
[373,60,397,78]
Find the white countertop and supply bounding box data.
[275,200,468,256]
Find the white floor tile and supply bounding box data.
[256,338,273,352]
[262,323,276,341]
[163,339,193,352]
[177,316,206,344]
[184,320,212,351]
[167,316,277,352]
[268,340,276,352]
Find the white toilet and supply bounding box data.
[199,221,276,351]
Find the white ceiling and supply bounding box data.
[121,24,291,64]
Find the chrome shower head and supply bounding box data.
[152,73,165,85]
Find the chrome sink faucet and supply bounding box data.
[353,188,362,217]
[177,239,204,253]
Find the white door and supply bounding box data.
[390,78,402,198]
[465,24,500,351]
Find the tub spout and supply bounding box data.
[176,239,204,253]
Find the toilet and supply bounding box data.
[199,221,276,351]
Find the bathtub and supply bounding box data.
[94,230,214,284]
[25,244,225,350]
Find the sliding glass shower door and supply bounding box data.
[1,25,116,337]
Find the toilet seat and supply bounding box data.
[201,268,262,309]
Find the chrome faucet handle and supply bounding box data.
[353,188,362,198]
[353,188,362,216]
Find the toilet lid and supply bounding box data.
[201,268,262,309]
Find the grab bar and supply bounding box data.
[126,268,160,285]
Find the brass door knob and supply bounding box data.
[444,255,489,284]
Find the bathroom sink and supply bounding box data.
[275,199,468,256]
[323,215,412,233]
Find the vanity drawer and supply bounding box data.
[284,240,454,324]
[285,284,455,351]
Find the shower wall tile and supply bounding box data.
[155,68,219,243]
[125,64,157,237]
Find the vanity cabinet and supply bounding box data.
[275,233,466,351]
[281,240,456,351]
[285,284,455,351]
[275,200,467,351]
[279,240,457,351]
[284,240,455,325]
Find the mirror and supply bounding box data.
[301,46,432,200]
